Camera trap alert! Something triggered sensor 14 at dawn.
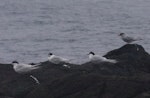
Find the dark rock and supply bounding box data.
[0,44,150,98]
[26,85,54,98]
[0,74,38,98]
[104,44,150,73]
[0,96,14,98]
[27,73,150,98]
[134,91,150,98]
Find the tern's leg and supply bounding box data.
[30,75,40,84]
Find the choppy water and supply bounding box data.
[0,0,150,64]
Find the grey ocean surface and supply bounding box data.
[0,0,150,64]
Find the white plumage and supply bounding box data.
[12,61,40,74]
[12,61,40,84]
[63,64,71,68]
[119,33,142,43]
[48,53,70,64]
[88,52,117,63]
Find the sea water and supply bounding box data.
[0,0,149,64]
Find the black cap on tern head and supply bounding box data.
[89,51,95,55]
[12,61,19,64]
[30,63,36,65]
[119,33,125,36]
[48,53,53,56]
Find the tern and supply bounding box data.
[12,61,41,84]
[119,33,142,44]
[88,52,117,63]
[48,53,70,64]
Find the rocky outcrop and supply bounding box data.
[0,44,150,98]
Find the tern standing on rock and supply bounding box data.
[12,61,41,84]
[119,33,142,44]
[88,52,117,63]
[48,53,70,64]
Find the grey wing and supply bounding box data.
[61,58,70,63]
[51,56,63,64]
[123,36,136,43]
[18,65,40,73]
[91,55,102,61]
[106,59,118,63]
